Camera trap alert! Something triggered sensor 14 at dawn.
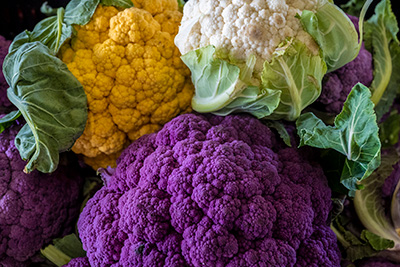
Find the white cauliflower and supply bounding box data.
[175,0,320,73]
[175,0,362,121]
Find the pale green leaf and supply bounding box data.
[262,38,327,120]
[354,150,400,246]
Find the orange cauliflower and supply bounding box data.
[60,0,193,169]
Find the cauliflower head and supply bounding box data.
[77,113,340,266]
[175,0,320,74]
[315,15,374,114]
[0,119,83,266]
[60,0,194,169]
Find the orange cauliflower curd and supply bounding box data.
[60,0,193,169]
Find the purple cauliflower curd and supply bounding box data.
[63,257,90,267]
[77,113,341,267]
[0,35,11,110]
[315,15,373,114]
[0,120,83,266]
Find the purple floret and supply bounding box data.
[315,15,373,114]
[63,257,90,267]
[77,113,341,267]
[0,35,12,109]
[0,119,83,266]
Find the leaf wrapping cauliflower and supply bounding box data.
[77,113,341,266]
[60,0,194,169]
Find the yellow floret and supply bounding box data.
[60,2,194,169]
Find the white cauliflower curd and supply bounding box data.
[175,0,321,72]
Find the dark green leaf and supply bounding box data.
[297,83,381,191]
[41,234,86,266]
[263,120,292,147]
[40,2,58,16]
[3,42,87,173]
[379,109,400,148]
[28,8,74,53]
[64,0,101,25]
[340,0,365,16]
[331,216,377,261]
[100,0,133,8]
[362,230,395,251]
[0,110,21,133]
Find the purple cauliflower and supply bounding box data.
[0,35,12,110]
[0,119,83,266]
[315,15,373,114]
[77,113,341,266]
[63,257,90,267]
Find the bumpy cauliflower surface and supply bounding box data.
[0,119,82,267]
[60,0,193,169]
[77,113,340,266]
[175,0,320,73]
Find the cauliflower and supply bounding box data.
[0,35,12,110]
[315,15,374,114]
[59,0,194,169]
[63,257,90,267]
[176,0,320,73]
[76,113,340,266]
[174,0,363,120]
[0,119,83,266]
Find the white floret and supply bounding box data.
[175,0,321,74]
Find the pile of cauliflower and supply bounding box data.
[1,0,399,266]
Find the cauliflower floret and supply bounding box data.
[61,3,194,169]
[175,0,320,73]
[77,113,341,266]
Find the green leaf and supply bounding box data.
[40,2,58,16]
[296,83,381,191]
[298,1,365,72]
[340,0,365,16]
[64,0,101,25]
[262,38,327,121]
[41,234,86,266]
[391,177,400,236]
[331,217,377,261]
[0,111,21,133]
[263,120,292,147]
[354,150,400,246]
[100,0,133,8]
[366,0,400,106]
[362,230,395,251]
[182,45,240,112]
[379,109,400,148]
[3,42,87,173]
[213,87,281,119]
[177,0,185,11]
[28,7,74,54]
